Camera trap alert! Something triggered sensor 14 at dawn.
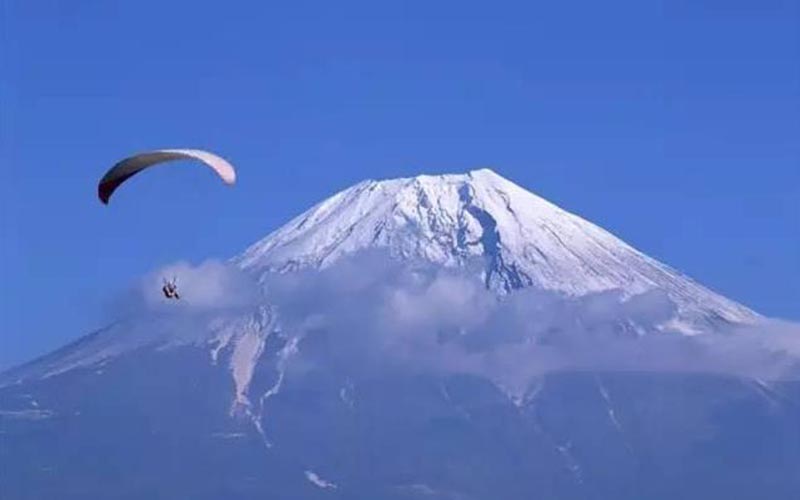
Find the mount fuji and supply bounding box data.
[2,169,798,500]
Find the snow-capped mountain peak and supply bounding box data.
[237,168,757,329]
[1,169,759,393]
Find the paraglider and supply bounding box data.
[162,277,180,300]
[99,149,237,300]
[97,149,236,205]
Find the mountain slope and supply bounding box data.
[4,350,800,500]
[238,169,756,331]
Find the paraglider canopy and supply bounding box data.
[98,149,236,204]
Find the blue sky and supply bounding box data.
[1,0,798,368]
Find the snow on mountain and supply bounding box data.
[237,168,757,331]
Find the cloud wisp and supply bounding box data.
[115,252,800,396]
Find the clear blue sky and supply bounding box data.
[1,0,798,368]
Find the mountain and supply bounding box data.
[2,169,797,500]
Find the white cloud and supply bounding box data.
[106,252,800,396]
[257,253,800,395]
[138,260,260,312]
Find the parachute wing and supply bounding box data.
[98,149,236,204]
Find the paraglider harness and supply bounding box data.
[162,277,180,300]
